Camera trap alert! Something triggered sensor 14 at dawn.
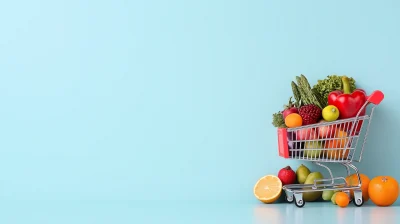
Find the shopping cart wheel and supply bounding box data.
[294,193,305,208]
[285,195,294,203]
[353,198,364,207]
[353,190,364,207]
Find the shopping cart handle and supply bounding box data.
[367,90,384,105]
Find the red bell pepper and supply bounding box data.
[328,76,367,119]
[327,76,367,134]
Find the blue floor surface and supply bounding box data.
[1,200,398,223]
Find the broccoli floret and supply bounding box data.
[312,75,356,101]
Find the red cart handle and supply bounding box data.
[367,90,384,105]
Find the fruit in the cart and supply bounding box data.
[282,97,299,119]
[368,176,399,206]
[304,141,323,158]
[345,173,370,202]
[322,105,340,121]
[253,175,283,204]
[298,104,322,125]
[324,129,350,160]
[325,148,350,160]
[284,113,303,128]
[317,120,337,138]
[277,166,296,186]
[296,164,311,184]
[283,107,299,119]
[303,172,324,201]
[322,190,335,201]
[295,127,318,141]
[335,192,350,207]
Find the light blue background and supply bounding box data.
[0,0,398,207]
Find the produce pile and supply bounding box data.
[253,164,400,207]
[253,74,396,207]
[272,74,361,129]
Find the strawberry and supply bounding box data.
[278,166,296,186]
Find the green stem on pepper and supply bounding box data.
[342,76,352,94]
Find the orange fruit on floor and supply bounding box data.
[284,113,302,128]
[345,173,370,202]
[254,175,282,203]
[335,192,350,207]
[368,176,399,206]
[324,129,350,160]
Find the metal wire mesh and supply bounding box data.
[285,115,371,162]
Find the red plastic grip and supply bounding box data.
[367,90,384,105]
[277,128,289,158]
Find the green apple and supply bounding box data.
[304,141,323,158]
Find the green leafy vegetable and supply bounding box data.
[312,75,356,103]
[272,112,287,128]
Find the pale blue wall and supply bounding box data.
[0,0,398,205]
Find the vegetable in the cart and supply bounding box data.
[271,74,326,129]
[293,75,326,109]
[312,74,357,104]
[291,81,302,107]
[327,76,367,119]
[272,111,287,128]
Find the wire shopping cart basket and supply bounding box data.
[277,90,384,208]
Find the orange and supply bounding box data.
[368,176,399,206]
[335,192,350,207]
[285,113,302,128]
[254,175,282,203]
[324,129,350,160]
[345,173,370,202]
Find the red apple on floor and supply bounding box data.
[317,120,337,139]
[296,128,318,140]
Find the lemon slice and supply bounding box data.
[254,175,283,203]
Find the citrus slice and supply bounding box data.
[254,175,283,203]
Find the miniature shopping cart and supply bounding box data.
[278,90,384,208]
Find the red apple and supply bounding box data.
[317,120,337,139]
[296,128,318,140]
[283,107,299,119]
